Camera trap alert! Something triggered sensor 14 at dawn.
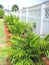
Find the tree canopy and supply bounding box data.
[0,4,3,9]
[11,4,19,12]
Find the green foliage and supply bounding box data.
[4,15,49,65]
[0,9,4,18]
[4,15,33,35]
[0,4,3,9]
[43,34,49,58]
[9,33,49,65]
[11,4,19,12]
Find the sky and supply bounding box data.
[0,0,48,10]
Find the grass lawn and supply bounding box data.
[0,19,7,65]
[0,19,5,44]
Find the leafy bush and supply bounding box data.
[4,15,49,65]
[0,9,4,18]
[4,15,34,34]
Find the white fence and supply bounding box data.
[16,1,49,35]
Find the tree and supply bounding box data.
[0,4,3,9]
[11,4,19,12]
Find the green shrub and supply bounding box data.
[0,9,4,18]
[4,15,34,34]
[4,15,49,65]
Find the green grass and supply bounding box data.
[0,19,6,65]
[0,19,5,44]
[0,19,4,37]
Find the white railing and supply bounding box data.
[15,2,49,35]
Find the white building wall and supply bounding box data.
[15,1,49,35]
[43,5,49,34]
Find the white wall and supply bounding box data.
[15,2,49,35]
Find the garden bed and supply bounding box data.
[4,15,49,65]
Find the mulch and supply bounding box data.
[41,57,49,65]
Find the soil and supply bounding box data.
[4,23,11,65]
[41,57,49,65]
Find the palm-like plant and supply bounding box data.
[11,4,19,12]
[4,15,49,65]
[0,4,3,9]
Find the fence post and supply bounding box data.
[40,5,45,35]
